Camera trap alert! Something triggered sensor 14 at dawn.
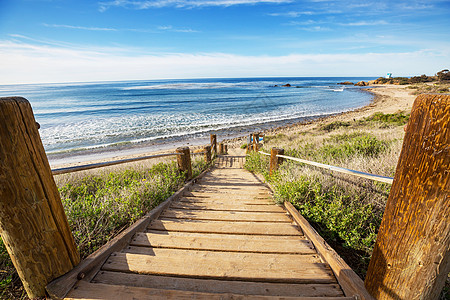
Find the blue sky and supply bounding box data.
[0,0,449,84]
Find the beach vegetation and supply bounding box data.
[244,113,404,279]
[321,121,350,132]
[437,69,450,82]
[363,112,410,126]
[0,155,209,299]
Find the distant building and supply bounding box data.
[386,73,393,79]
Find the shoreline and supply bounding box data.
[49,84,416,169]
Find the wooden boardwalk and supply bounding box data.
[63,155,354,299]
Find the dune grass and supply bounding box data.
[245,112,407,278]
[0,155,209,299]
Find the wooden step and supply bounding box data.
[183,191,272,199]
[161,209,292,222]
[92,271,345,297]
[170,201,285,212]
[66,281,355,300]
[130,232,315,254]
[103,250,336,283]
[149,219,302,235]
[179,196,274,205]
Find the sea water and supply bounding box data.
[0,77,374,160]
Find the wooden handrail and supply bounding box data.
[258,151,393,184]
[51,152,181,175]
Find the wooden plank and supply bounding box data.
[130,232,315,254]
[186,186,270,198]
[179,196,274,205]
[148,219,302,235]
[197,181,266,188]
[144,230,305,240]
[66,281,354,300]
[285,202,374,300]
[170,201,285,212]
[103,251,336,283]
[93,271,345,297]
[183,191,272,199]
[46,167,212,300]
[161,208,292,222]
[193,186,267,193]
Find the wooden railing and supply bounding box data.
[52,149,213,176]
[258,150,394,184]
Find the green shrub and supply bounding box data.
[321,133,388,159]
[271,177,380,253]
[240,143,248,149]
[365,112,410,126]
[244,151,269,179]
[321,121,351,132]
[59,162,185,258]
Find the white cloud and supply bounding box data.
[99,0,293,11]
[340,20,389,26]
[0,38,448,84]
[157,25,199,32]
[43,24,118,31]
[268,11,314,17]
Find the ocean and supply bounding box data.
[0,77,374,164]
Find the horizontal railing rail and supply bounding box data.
[51,152,182,175]
[258,151,394,184]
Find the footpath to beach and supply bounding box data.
[54,152,364,299]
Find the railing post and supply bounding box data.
[365,94,450,299]
[0,97,80,298]
[224,144,228,155]
[269,147,284,175]
[176,146,192,180]
[210,134,217,157]
[252,133,259,151]
[203,145,212,164]
[219,142,224,155]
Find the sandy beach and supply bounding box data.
[50,84,416,170]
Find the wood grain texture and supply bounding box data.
[149,219,302,235]
[365,94,450,300]
[210,134,217,155]
[203,145,212,164]
[130,231,314,253]
[161,208,292,222]
[102,251,336,283]
[0,97,80,298]
[176,147,192,180]
[171,201,285,212]
[92,271,345,297]
[270,147,284,175]
[285,202,374,300]
[66,281,355,300]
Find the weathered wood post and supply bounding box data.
[365,94,450,299]
[252,133,259,151]
[0,97,80,298]
[210,134,217,157]
[219,142,224,155]
[203,145,212,164]
[269,147,285,175]
[176,146,192,180]
[224,144,228,155]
